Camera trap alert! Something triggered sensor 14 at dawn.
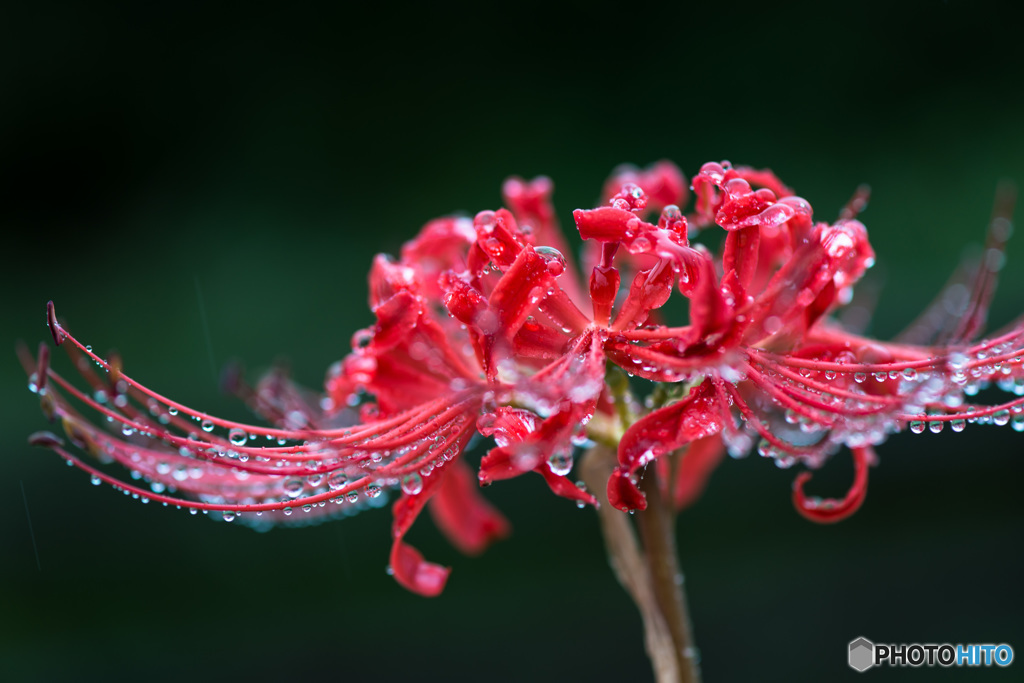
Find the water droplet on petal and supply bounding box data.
[535,246,567,276]
[547,451,574,477]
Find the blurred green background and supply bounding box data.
[2,2,1023,681]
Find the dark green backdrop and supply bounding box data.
[3,2,1023,681]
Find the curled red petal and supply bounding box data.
[607,467,648,512]
[368,254,419,309]
[611,260,675,331]
[478,403,598,508]
[590,265,620,326]
[488,247,555,338]
[641,161,688,209]
[574,206,645,242]
[442,276,491,329]
[731,166,794,198]
[792,446,872,524]
[536,465,598,508]
[716,191,779,231]
[371,290,423,349]
[688,255,733,342]
[609,379,724,512]
[602,161,687,211]
[390,449,470,597]
[399,216,475,299]
[389,538,450,597]
[723,225,760,291]
[472,208,527,271]
[618,379,723,477]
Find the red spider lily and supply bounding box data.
[23,160,1024,597]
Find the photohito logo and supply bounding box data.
[848,637,1014,671]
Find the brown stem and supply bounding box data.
[636,465,699,682]
[580,446,701,683]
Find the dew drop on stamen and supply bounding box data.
[222,511,235,522]
[929,420,944,434]
[854,372,867,384]
[201,419,214,432]
[909,420,926,434]
[90,474,101,485]
[903,368,918,381]
[873,372,886,383]
[993,410,1011,426]
[168,407,178,416]
[824,370,837,381]
[228,428,248,446]
[401,473,423,495]
[283,479,304,498]
[950,419,966,432]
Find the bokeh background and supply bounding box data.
[3,2,1023,681]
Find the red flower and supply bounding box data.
[23,161,1024,596]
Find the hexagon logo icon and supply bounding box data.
[849,637,875,672]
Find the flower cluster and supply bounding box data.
[24,160,1024,596]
